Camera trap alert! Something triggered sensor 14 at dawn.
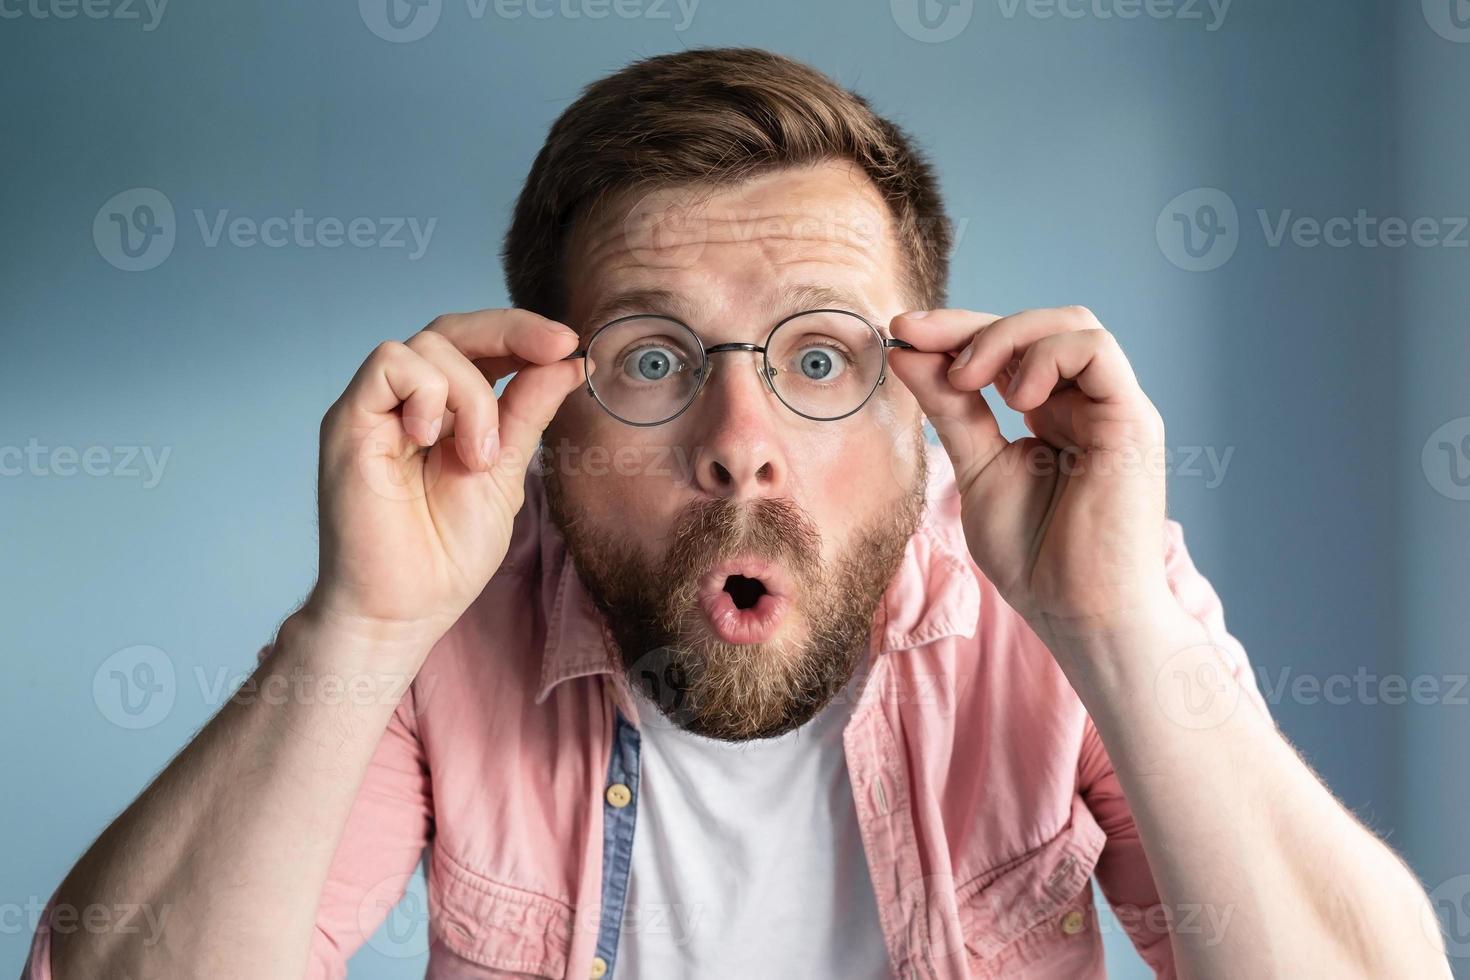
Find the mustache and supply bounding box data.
[660,496,823,589]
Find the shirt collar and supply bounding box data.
[532,442,981,705]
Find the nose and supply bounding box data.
[686,354,789,501]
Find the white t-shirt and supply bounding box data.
[610,674,892,979]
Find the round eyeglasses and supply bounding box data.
[564,309,915,427]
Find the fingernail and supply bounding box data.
[404,416,433,446]
[481,431,500,468]
[902,310,930,320]
[543,319,579,339]
[949,343,974,373]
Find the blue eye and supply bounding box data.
[625,346,681,382]
[795,345,846,381]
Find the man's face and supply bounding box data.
[542,160,929,741]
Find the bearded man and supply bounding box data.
[30,47,1447,980]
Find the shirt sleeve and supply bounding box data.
[1078,518,1271,978]
[22,641,435,980]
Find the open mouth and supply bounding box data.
[722,574,767,611]
[697,560,792,645]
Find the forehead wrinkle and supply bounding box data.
[567,173,903,335]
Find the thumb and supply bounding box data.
[489,358,589,488]
[887,348,1006,487]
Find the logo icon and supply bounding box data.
[891,0,974,43]
[93,188,176,272]
[1422,416,1470,501]
[621,190,711,272]
[1156,187,1239,272]
[1153,643,1243,731]
[360,0,442,43]
[1423,0,1470,42]
[93,645,176,729]
[361,872,432,958]
[1425,874,1470,957]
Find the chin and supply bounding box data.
[633,619,851,743]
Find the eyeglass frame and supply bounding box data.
[562,307,916,427]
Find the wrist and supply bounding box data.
[1032,587,1210,694]
[281,597,444,673]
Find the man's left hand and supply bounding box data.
[889,306,1179,648]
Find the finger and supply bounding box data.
[423,309,581,375]
[890,309,1004,356]
[1004,328,1140,411]
[341,341,448,447]
[887,347,1005,489]
[490,358,594,485]
[945,306,1103,393]
[1021,386,1092,449]
[406,330,501,473]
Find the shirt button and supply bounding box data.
[589,955,609,978]
[1060,909,1086,935]
[605,783,632,808]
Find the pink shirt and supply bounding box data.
[25,446,1268,979]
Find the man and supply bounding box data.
[31,48,1448,979]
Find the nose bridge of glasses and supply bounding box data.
[702,341,766,357]
[698,341,778,397]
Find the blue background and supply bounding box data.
[3,0,1468,975]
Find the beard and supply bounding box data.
[542,435,928,742]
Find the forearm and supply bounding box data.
[1039,600,1449,980]
[50,608,430,980]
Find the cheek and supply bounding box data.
[548,414,692,534]
[784,410,915,560]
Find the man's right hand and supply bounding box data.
[305,308,588,655]
[45,312,588,980]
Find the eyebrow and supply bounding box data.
[582,288,689,331]
[582,282,881,334]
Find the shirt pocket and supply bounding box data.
[427,843,575,978]
[955,794,1108,978]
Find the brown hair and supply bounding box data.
[502,47,952,320]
